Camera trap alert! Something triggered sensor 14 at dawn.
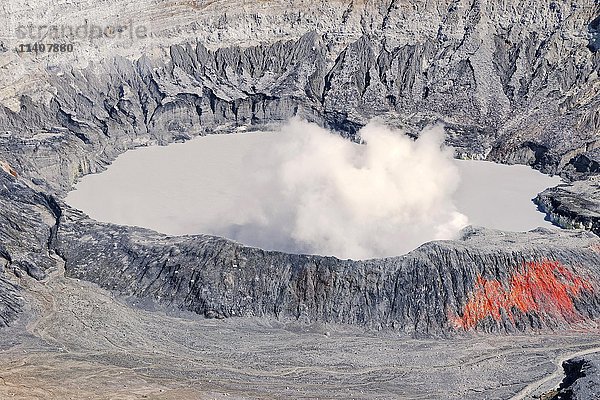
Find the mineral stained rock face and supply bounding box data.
[55,202,600,334]
[0,0,599,335]
[448,260,595,330]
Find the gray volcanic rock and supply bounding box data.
[550,355,600,399]
[0,277,20,327]
[1,1,600,398]
[536,180,600,236]
[590,14,600,52]
[564,148,600,179]
[55,203,600,334]
[0,0,598,336]
[0,169,61,326]
[0,1,598,195]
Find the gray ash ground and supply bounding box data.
[2,258,600,400]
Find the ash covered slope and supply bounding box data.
[0,0,599,334]
[0,170,59,325]
[0,0,598,192]
[2,160,600,334]
[56,204,600,334]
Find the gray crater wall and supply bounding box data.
[0,0,599,333]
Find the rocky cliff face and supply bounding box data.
[56,206,600,334]
[6,137,598,335]
[0,170,59,325]
[536,180,600,236]
[3,157,600,334]
[547,354,600,399]
[1,1,599,191]
[0,0,599,333]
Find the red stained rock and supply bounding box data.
[451,260,593,330]
[0,161,18,178]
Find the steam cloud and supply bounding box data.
[210,119,468,259]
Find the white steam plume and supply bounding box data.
[210,118,468,259]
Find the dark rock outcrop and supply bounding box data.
[548,354,600,400]
[589,14,600,52]
[536,180,600,236]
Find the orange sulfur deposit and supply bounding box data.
[0,161,18,178]
[451,260,593,330]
